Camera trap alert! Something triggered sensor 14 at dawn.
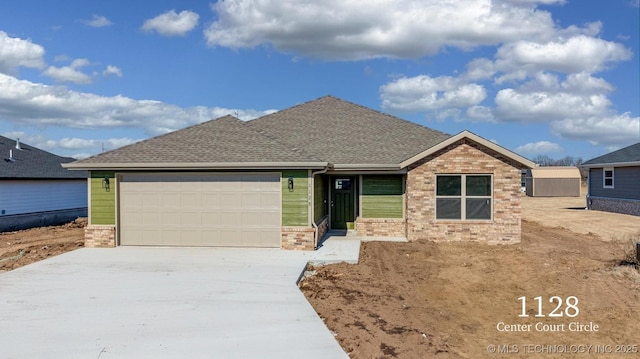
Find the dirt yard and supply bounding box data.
[0,218,85,272]
[301,194,640,358]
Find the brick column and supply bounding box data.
[85,225,116,248]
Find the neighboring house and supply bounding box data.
[0,136,88,232]
[524,166,581,197]
[65,96,535,250]
[581,142,640,216]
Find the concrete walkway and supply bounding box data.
[0,243,359,359]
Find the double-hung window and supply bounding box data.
[603,168,614,188]
[436,175,492,220]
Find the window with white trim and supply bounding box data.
[603,168,614,188]
[436,175,492,220]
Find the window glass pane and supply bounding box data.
[466,198,491,220]
[335,179,351,190]
[604,170,613,177]
[604,178,613,187]
[436,198,461,219]
[437,176,461,196]
[466,176,491,196]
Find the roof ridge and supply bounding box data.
[251,95,450,137]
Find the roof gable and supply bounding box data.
[0,136,86,179]
[400,130,536,169]
[581,142,640,167]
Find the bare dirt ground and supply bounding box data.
[520,189,639,241]
[0,218,85,272]
[301,194,640,358]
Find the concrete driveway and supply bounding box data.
[0,244,358,359]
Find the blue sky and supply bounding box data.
[0,0,638,161]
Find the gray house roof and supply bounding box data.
[581,142,640,167]
[72,115,326,169]
[0,136,86,179]
[247,96,451,166]
[66,96,534,171]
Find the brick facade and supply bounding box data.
[85,225,116,248]
[281,226,315,250]
[355,218,406,237]
[406,139,523,244]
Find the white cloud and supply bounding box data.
[494,88,611,122]
[516,141,564,155]
[464,58,497,81]
[494,35,632,81]
[550,114,640,147]
[103,65,122,78]
[493,72,617,122]
[204,0,557,60]
[0,73,274,136]
[43,58,93,84]
[380,75,486,116]
[0,31,45,74]
[142,10,199,36]
[466,105,495,122]
[82,15,112,28]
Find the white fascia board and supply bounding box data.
[399,130,536,169]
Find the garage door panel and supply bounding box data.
[120,173,281,247]
[180,193,201,208]
[201,211,220,225]
[162,193,181,208]
[261,193,281,208]
[202,193,221,207]
[241,193,261,208]
[142,193,162,207]
[161,212,181,226]
[219,211,242,226]
[179,211,201,226]
[261,212,281,226]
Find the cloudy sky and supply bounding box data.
[0,0,638,160]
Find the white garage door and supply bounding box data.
[119,173,281,247]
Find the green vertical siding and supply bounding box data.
[90,171,115,225]
[361,175,404,218]
[282,170,309,226]
[314,175,327,222]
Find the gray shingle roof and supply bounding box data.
[247,96,451,165]
[582,142,640,166]
[75,115,322,165]
[0,136,86,179]
[69,96,452,168]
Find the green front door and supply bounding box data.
[331,177,355,229]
